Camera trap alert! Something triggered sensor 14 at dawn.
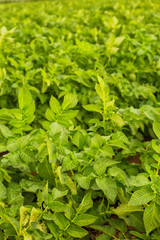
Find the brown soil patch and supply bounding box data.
[126,155,141,164]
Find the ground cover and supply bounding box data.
[0,0,160,239]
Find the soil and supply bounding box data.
[126,155,141,164]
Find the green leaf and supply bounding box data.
[47,221,59,237]
[108,167,127,185]
[144,202,160,235]
[29,207,41,223]
[73,174,91,190]
[50,96,61,114]
[67,224,88,238]
[62,93,78,110]
[72,131,86,150]
[152,139,160,154]
[130,174,151,187]
[65,176,77,195]
[114,36,125,46]
[62,155,77,171]
[45,108,55,121]
[20,179,45,192]
[18,87,33,110]
[129,187,155,206]
[38,159,54,183]
[90,225,116,237]
[108,219,127,233]
[24,234,32,240]
[0,182,7,200]
[93,160,108,176]
[52,212,69,230]
[111,113,124,127]
[95,76,109,103]
[91,134,103,148]
[20,206,30,230]
[113,204,143,216]
[73,214,97,226]
[52,188,68,201]
[0,229,4,240]
[142,105,160,122]
[83,104,102,114]
[20,149,35,163]
[96,177,117,202]
[48,201,68,212]
[153,121,160,139]
[96,233,110,240]
[77,191,93,214]
[0,124,12,138]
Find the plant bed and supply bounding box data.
[0,0,160,239]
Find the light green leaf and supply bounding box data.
[52,212,69,230]
[144,202,160,235]
[52,188,68,201]
[65,176,77,195]
[73,214,97,226]
[50,96,61,114]
[114,36,125,46]
[153,121,160,139]
[142,105,160,122]
[0,182,7,200]
[93,160,108,176]
[96,177,117,202]
[73,174,91,190]
[108,167,127,185]
[67,224,88,238]
[83,104,102,114]
[24,234,32,240]
[77,191,93,214]
[91,134,103,148]
[0,124,12,138]
[129,187,155,206]
[95,76,109,104]
[113,204,143,216]
[29,207,41,224]
[18,87,32,110]
[130,174,150,187]
[111,113,124,127]
[62,93,78,110]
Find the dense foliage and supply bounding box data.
[0,0,160,239]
